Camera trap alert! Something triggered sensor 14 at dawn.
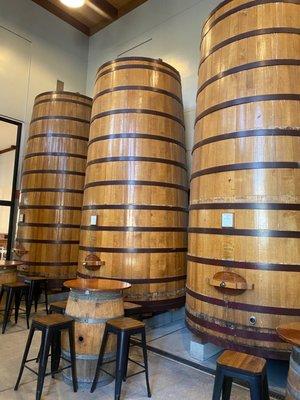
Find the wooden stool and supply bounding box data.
[49,300,67,315]
[212,350,270,400]
[0,282,29,334]
[91,317,151,400]
[124,302,142,318]
[14,313,77,400]
[24,276,49,315]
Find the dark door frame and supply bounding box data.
[0,116,22,259]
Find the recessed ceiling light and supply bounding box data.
[60,0,85,8]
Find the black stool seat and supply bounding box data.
[14,313,77,400]
[91,317,151,400]
[0,281,29,334]
[213,350,270,400]
[49,300,67,314]
[24,276,49,315]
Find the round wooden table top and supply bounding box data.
[64,278,131,292]
[0,260,24,270]
[277,323,300,347]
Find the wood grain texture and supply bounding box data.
[78,58,188,311]
[16,92,92,280]
[217,350,266,374]
[186,0,300,359]
[62,285,124,388]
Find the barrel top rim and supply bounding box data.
[277,323,300,347]
[64,278,131,291]
[35,91,92,102]
[97,56,181,77]
[0,260,24,270]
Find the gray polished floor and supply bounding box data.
[0,308,279,399]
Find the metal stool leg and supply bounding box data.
[212,366,225,400]
[27,281,34,318]
[123,337,130,382]
[14,290,22,324]
[262,370,270,400]
[115,331,127,400]
[0,286,4,305]
[141,329,151,397]
[14,325,35,390]
[91,325,110,393]
[68,322,78,392]
[249,375,264,400]
[222,377,232,400]
[36,328,52,400]
[51,331,61,377]
[2,288,14,334]
[44,281,49,314]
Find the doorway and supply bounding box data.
[0,116,21,260]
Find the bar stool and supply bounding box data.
[14,313,77,400]
[212,350,270,400]
[124,302,142,318]
[49,300,67,315]
[91,317,151,400]
[0,282,30,334]
[24,276,49,315]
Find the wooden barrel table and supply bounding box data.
[0,261,23,322]
[16,91,92,281]
[62,278,131,389]
[0,261,23,285]
[277,323,300,400]
[78,56,188,312]
[186,0,300,359]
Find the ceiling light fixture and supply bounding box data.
[60,0,85,8]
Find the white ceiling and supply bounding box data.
[0,121,17,152]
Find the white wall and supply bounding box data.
[86,0,220,171]
[0,0,89,180]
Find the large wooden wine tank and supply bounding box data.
[78,57,188,311]
[16,91,92,279]
[186,0,300,359]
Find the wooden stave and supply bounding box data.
[79,59,187,309]
[17,92,92,279]
[286,346,300,400]
[201,0,300,39]
[200,3,300,60]
[62,289,123,388]
[187,0,300,357]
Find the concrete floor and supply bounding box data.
[0,308,280,400]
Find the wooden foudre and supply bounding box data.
[78,57,188,311]
[16,91,92,279]
[186,0,300,359]
[62,278,131,388]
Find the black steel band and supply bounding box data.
[86,156,187,171]
[189,203,300,211]
[88,133,186,149]
[191,161,300,180]
[79,246,187,253]
[186,287,300,315]
[94,85,182,104]
[187,254,300,272]
[188,227,300,238]
[192,128,300,151]
[84,180,189,192]
[91,109,184,127]
[195,94,300,124]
